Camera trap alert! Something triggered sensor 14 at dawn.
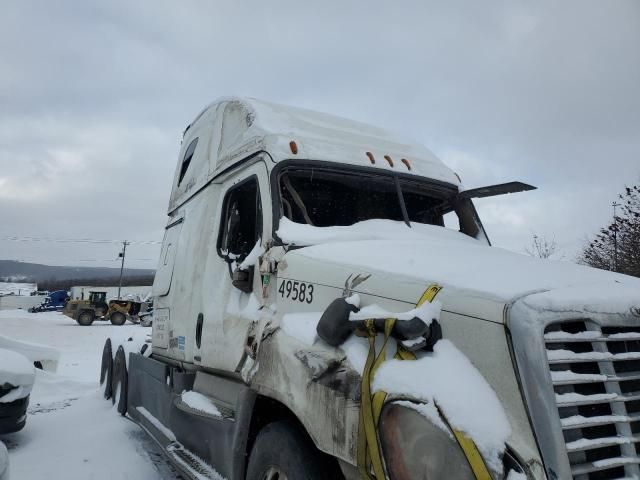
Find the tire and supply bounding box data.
[100,338,113,400]
[246,421,342,480]
[110,312,126,326]
[77,310,95,326]
[0,395,29,434]
[111,346,128,415]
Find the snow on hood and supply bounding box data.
[280,219,640,304]
[0,347,35,403]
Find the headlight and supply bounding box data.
[379,401,475,480]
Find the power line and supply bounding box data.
[0,236,161,245]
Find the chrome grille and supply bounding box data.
[545,320,640,480]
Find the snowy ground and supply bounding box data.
[0,309,182,479]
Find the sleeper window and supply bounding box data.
[219,178,262,261]
[178,137,199,186]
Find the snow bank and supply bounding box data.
[0,348,35,402]
[181,391,221,417]
[372,340,511,473]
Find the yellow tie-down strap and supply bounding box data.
[356,284,492,480]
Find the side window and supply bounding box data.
[178,137,199,186]
[218,177,262,261]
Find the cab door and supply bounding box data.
[195,160,271,373]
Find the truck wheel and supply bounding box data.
[246,421,340,480]
[111,346,128,415]
[110,312,126,326]
[100,338,113,400]
[77,310,94,326]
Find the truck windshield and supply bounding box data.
[277,167,483,238]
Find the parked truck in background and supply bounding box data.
[101,97,640,480]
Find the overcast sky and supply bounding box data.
[1,0,639,269]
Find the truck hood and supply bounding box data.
[279,219,640,317]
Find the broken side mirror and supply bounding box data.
[232,266,254,293]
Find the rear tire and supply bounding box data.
[100,338,113,399]
[77,310,94,326]
[110,312,126,326]
[111,346,128,415]
[0,395,29,434]
[246,421,341,480]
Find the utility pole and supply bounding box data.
[117,240,129,300]
[612,202,619,272]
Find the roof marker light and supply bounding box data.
[401,158,412,170]
[289,141,298,155]
[366,152,376,164]
[384,155,394,167]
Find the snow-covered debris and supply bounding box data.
[180,391,222,417]
[0,348,35,403]
[0,334,59,372]
[372,340,511,473]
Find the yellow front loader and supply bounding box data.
[62,291,147,326]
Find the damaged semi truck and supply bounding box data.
[103,97,640,480]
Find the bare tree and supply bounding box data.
[579,184,640,278]
[525,234,559,259]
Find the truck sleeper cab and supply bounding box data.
[110,97,640,480]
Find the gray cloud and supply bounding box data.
[1,0,638,267]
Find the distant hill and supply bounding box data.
[0,260,155,289]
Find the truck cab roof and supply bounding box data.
[168,97,461,213]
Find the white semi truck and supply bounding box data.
[101,97,640,480]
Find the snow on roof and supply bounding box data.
[168,97,459,213]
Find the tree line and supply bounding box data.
[526,182,639,279]
[579,184,640,278]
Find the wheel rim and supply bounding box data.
[262,467,287,480]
